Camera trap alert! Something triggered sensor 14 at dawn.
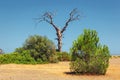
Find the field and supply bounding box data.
[0,57,120,80]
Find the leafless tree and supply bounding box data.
[35,8,80,52]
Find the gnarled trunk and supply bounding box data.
[56,29,62,52]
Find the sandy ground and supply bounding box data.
[0,58,120,80]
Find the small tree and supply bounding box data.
[15,35,57,63]
[70,29,110,75]
[35,9,80,52]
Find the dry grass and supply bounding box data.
[0,57,120,80]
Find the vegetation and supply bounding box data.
[112,55,120,58]
[70,29,111,75]
[0,29,111,76]
[0,35,58,64]
[0,51,36,64]
[15,35,58,63]
[0,35,72,64]
[57,52,71,61]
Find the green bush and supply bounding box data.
[57,52,71,61]
[15,35,57,63]
[0,51,36,64]
[70,29,110,75]
[36,58,43,64]
[0,35,58,64]
[49,54,59,63]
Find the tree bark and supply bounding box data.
[56,29,62,52]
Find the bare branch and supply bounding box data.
[33,17,43,27]
[34,9,80,52]
[61,8,80,33]
[42,12,54,23]
[35,12,59,31]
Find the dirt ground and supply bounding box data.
[0,57,120,80]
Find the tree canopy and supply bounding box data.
[15,35,57,63]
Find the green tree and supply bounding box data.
[15,35,57,63]
[70,29,110,75]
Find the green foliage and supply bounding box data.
[70,29,111,75]
[0,35,58,64]
[49,54,59,63]
[0,51,36,64]
[57,52,71,61]
[15,35,57,63]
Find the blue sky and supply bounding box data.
[0,0,120,55]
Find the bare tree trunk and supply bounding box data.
[57,36,62,52]
[56,29,62,52]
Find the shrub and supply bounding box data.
[15,50,36,64]
[49,54,59,63]
[15,35,57,63]
[0,51,36,64]
[57,52,71,61]
[0,54,10,64]
[70,29,110,75]
[0,35,58,64]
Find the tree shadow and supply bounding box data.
[64,72,81,76]
[64,72,103,76]
[64,72,76,75]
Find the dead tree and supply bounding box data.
[36,9,80,52]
